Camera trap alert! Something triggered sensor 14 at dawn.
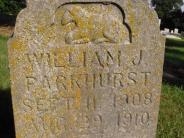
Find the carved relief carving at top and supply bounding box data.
[55,3,132,45]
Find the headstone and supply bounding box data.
[174,28,179,34]
[8,0,165,137]
[171,30,174,34]
[181,31,184,37]
[158,19,161,26]
[164,28,170,34]
[160,30,165,35]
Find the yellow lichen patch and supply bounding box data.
[24,65,33,76]
[8,39,27,69]
[9,38,26,52]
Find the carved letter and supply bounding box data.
[128,72,137,85]
[23,98,34,112]
[132,50,143,65]
[26,77,37,92]
[144,93,152,105]
[141,72,151,86]
[93,52,104,68]
[113,73,124,88]
[133,93,141,106]
[106,51,115,67]
[43,76,51,90]
[56,75,67,91]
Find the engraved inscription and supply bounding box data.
[26,49,153,92]
[25,71,151,92]
[118,111,151,129]
[116,93,153,107]
[23,45,154,137]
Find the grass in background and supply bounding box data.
[165,38,184,65]
[0,35,9,90]
[166,38,184,47]
[0,35,15,138]
[158,38,184,137]
[157,84,184,138]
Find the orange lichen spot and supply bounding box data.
[10,39,25,51]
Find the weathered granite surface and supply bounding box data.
[8,0,165,138]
